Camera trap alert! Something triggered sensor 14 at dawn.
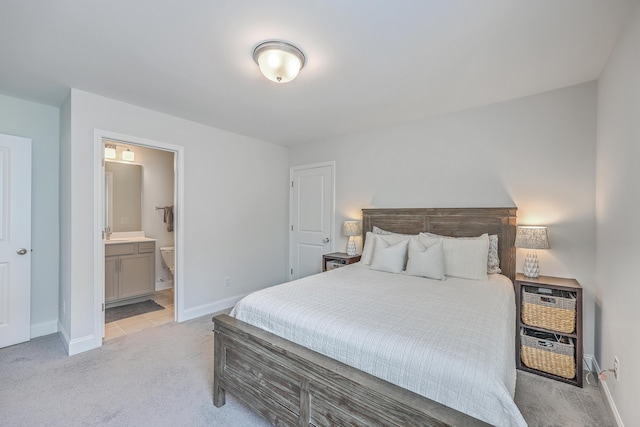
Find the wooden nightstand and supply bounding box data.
[322,252,361,272]
[515,274,583,387]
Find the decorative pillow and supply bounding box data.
[420,232,501,274]
[405,238,445,280]
[370,236,409,274]
[418,233,489,280]
[373,226,393,235]
[361,232,414,265]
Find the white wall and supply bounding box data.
[290,82,598,356]
[61,89,289,353]
[0,94,60,338]
[596,1,640,424]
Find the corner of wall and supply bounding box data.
[590,357,625,427]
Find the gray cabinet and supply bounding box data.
[105,241,155,308]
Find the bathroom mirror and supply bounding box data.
[105,161,142,232]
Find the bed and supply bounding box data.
[213,207,523,426]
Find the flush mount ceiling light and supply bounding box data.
[252,41,306,83]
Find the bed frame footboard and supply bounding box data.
[213,314,488,427]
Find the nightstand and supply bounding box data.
[322,252,361,272]
[515,274,583,387]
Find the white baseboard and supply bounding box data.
[58,321,70,354]
[31,320,58,338]
[181,292,249,321]
[591,356,625,427]
[57,321,99,356]
[67,334,99,356]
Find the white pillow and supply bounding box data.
[406,238,445,280]
[418,233,489,280]
[421,232,501,274]
[361,232,376,265]
[369,236,409,274]
[361,232,414,265]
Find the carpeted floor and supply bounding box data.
[105,300,165,323]
[0,314,614,427]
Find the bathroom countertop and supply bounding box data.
[104,237,156,245]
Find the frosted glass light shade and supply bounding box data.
[122,149,135,161]
[253,41,305,83]
[104,145,116,159]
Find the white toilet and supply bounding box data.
[160,246,175,277]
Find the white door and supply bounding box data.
[290,163,334,280]
[0,134,32,348]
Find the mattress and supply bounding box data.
[231,263,526,427]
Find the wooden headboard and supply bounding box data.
[362,207,517,281]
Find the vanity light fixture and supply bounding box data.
[104,142,136,161]
[515,226,550,278]
[104,144,117,159]
[252,40,306,83]
[122,148,135,162]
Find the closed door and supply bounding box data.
[0,134,32,348]
[290,163,334,279]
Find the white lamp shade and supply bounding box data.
[253,41,305,83]
[514,226,550,249]
[342,221,362,237]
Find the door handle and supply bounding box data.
[17,248,28,255]
[323,238,330,244]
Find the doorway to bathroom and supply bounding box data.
[94,130,184,344]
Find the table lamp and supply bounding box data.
[515,226,550,278]
[342,221,362,256]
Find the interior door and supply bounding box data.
[0,134,32,348]
[290,163,334,280]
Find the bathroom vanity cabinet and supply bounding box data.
[105,241,155,308]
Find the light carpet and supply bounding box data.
[1,314,613,427]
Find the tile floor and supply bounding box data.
[104,289,174,340]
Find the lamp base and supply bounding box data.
[523,251,540,278]
[347,236,357,256]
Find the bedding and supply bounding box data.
[231,263,526,427]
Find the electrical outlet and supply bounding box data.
[62,300,66,314]
[613,356,620,380]
[224,276,231,287]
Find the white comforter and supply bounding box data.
[231,263,526,427]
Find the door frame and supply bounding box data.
[289,161,336,279]
[93,129,185,347]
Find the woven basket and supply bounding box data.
[522,287,576,333]
[521,330,575,379]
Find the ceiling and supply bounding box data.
[0,0,636,146]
